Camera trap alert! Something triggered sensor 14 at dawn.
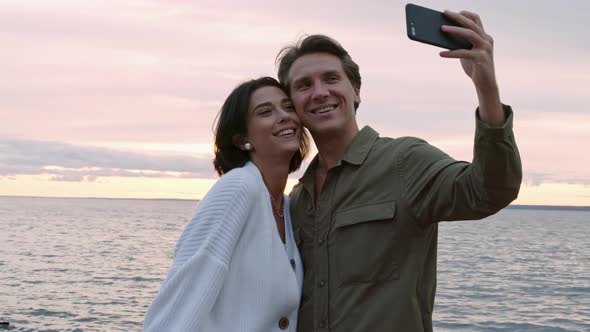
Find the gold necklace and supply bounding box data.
[269,193,284,218]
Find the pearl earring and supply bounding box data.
[244,143,252,151]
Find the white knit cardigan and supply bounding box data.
[143,162,303,332]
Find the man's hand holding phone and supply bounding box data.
[439,11,497,96]
[439,10,504,126]
[406,4,505,127]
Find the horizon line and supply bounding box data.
[2,195,589,210]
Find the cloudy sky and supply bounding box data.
[1,0,589,205]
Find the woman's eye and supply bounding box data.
[259,109,272,116]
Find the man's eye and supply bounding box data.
[296,82,310,90]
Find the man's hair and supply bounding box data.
[212,77,310,176]
[276,34,362,110]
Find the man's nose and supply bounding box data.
[311,82,329,100]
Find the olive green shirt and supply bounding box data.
[290,106,522,332]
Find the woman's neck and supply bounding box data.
[250,156,290,198]
[251,155,290,243]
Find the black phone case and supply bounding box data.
[405,3,472,50]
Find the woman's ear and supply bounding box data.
[232,134,243,148]
[233,134,251,151]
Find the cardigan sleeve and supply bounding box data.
[143,169,257,331]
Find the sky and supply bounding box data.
[1,0,589,206]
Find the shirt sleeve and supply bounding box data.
[143,170,256,331]
[400,104,522,225]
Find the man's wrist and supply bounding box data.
[476,85,504,127]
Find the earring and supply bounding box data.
[244,143,252,151]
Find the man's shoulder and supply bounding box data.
[376,135,426,144]
[360,135,444,174]
[370,135,429,155]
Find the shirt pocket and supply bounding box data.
[332,200,399,287]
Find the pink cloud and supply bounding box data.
[1,0,588,199]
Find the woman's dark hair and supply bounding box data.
[213,77,310,176]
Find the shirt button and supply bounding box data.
[290,259,296,270]
[318,280,326,288]
[279,317,289,330]
[318,238,325,246]
[319,320,327,328]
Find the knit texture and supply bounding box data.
[144,162,303,331]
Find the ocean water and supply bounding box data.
[0,197,588,332]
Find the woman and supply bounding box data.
[144,77,309,331]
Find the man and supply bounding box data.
[276,10,522,332]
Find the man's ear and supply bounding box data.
[354,87,361,105]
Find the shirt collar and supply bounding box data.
[298,126,380,190]
[341,125,380,165]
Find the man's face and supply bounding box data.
[287,53,360,137]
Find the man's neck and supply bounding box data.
[313,125,360,172]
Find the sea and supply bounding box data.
[0,196,588,332]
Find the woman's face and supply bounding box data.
[244,86,303,164]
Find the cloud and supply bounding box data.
[50,174,97,182]
[524,173,590,187]
[1,0,589,201]
[0,138,217,181]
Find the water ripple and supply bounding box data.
[1,197,588,331]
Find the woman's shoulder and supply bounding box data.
[219,162,260,186]
[205,162,262,201]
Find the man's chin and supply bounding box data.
[306,122,345,137]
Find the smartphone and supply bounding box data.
[405,3,472,50]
